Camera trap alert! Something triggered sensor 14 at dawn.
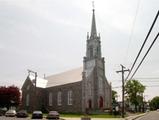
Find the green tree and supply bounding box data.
[150,96,159,110]
[112,90,118,104]
[125,79,145,112]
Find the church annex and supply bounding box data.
[21,8,112,113]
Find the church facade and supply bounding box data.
[21,9,112,113]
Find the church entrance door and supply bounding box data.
[88,99,92,109]
[99,96,104,109]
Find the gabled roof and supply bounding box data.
[45,67,83,88]
[24,67,83,89]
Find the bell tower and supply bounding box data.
[82,7,112,112]
[86,8,101,60]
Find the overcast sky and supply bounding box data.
[0,0,159,101]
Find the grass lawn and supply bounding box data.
[60,113,121,118]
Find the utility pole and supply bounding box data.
[27,69,37,111]
[116,65,129,118]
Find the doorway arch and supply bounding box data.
[88,99,92,109]
[99,96,104,109]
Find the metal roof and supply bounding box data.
[28,67,83,88]
[45,67,83,88]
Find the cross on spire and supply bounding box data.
[92,1,95,10]
[90,1,97,38]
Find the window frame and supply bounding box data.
[49,92,53,106]
[68,90,73,105]
[57,91,62,106]
[26,94,29,106]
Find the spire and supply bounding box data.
[90,5,97,38]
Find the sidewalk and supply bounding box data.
[61,117,125,120]
[61,113,146,120]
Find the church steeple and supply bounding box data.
[85,7,101,60]
[82,4,111,113]
[90,9,97,38]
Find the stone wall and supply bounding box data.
[45,81,82,113]
[21,81,46,112]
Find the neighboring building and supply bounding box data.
[21,8,112,113]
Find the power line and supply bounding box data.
[145,85,159,87]
[124,0,141,64]
[125,10,159,80]
[140,80,159,82]
[112,86,122,89]
[134,77,159,79]
[129,32,159,80]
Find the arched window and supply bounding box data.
[90,46,93,58]
[68,90,73,105]
[57,91,62,106]
[49,92,52,106]
[26,85,30,90]
[26,94,29,106]
[96,47,100,57]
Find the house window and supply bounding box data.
[49,92,52,106]
[68,90,73,105]
[57,91,62,106]
[26,94,29,106]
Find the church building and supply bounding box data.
[21,8,112,113]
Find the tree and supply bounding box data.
[150,96,159,110]
[112,90,118,104]
[125,79,145,112]
[0,85,21,109]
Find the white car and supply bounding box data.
[5,110,16,117]
[32,111,43,119]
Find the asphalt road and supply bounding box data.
[136,111,159,120]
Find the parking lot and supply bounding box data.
[0,116,43,120]
[0,116,64,120]
[0,117,124,120]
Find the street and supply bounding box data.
[0,116,124,120]
[136,111,159,120]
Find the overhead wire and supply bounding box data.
[145,85,159,87]
[124,0,141,65]
[134,77,159,79]
[129,32,159,80]
[125,10,159,80]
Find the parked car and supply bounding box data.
[146,109,150,112]
[0,107,7,116]
[32,111,43,119]
[16,110,28,118]
[46,111,60,119]
[5,110,16,117]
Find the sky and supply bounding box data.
[0,0,159,101]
